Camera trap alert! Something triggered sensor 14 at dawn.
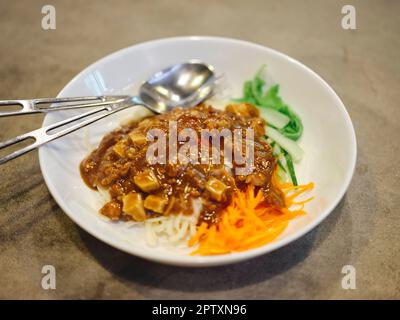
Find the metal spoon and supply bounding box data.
[140,60,215,114]
[0,61,216,164]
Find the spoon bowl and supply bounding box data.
[139,61,216,113]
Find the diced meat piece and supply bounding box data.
[226,103,259,117]
[249,118,266,136]
[205,177,227,202]
[144,195,167,213]
[100,200,122,220]
[246,172,268,186]
[122,192,146,221]
[264,186,285,208]
[134,170,160,192]
[129,132,147,145]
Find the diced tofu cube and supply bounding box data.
[122,192,146,221]
[144,195,167,213]
[205,178,227,202]
[129,132,147,145]
[134,170,160,192]
[113,141,126,157]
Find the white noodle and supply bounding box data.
[145,222,158,247]
[143,199,202,246]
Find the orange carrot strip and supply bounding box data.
[188,169,314,255]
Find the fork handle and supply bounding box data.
[0,98,142,165]
[0,95,129,117]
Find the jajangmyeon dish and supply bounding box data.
[80,67,314,255]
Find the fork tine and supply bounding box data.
[33,95,128,105]
[0,106,108,152]
[0,134,31,150]
[34,96,105,104]
[0,100,24,106]
[0,101,134,165]
[0,133,36,166]
[44,106,109,132]
[35,103,132,146]
[0,95,128,117]
[0,141,37,165]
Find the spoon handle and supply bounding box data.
[0,95,129,117]
[0,99,139,165]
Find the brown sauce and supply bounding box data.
[80,103,283,224]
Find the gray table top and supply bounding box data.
[0,0,399,299]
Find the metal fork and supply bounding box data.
[0,96,136,165]
[0,95,129,117]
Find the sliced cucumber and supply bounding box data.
[259,108,290,129]
[265,126,304,162]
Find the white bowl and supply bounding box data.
[39,36,356,267]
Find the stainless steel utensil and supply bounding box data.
[0,96,129,117]
[0,61,216,165]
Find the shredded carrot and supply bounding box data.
[189,171,314,255]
